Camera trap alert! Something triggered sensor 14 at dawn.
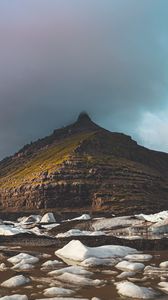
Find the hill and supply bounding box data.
[0,112,168,214]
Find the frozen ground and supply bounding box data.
[0,211,168,299]
[0,240,168,299]
[1,211,168,240]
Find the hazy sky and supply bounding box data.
[0,0,168,159]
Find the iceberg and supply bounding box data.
[55,240,138,262]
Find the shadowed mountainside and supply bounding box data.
[0,112,168,214]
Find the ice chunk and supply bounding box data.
[43,287,75,297]
[135,211,168,223]
[56,229,104,238]
[158,281,168,293]
[160,261,168,268]
[1,275,30,288]
[116,281,160,299]
[8,253,39,265]
[93,216,141,231]
[28,226,50,237]
[12,261,34,270]
[55,272,103,286]
[69,214,91,221]
[55,240,137,262]
[128,276,148,283]
[124,254,152,262]
[0,295,28,300]
[42,260,63,268]
[40,213,56,223]
[101,270,118,275]
[18,215,41,225]
[81,257,119,267]
[0,225,27,236]
[41,224,60,229]
[115,260,145,272]
[0,263,7,270]
[49,266,93,277]
[144,266,168,277]
[117,271,136,279]
[150,219,168,234]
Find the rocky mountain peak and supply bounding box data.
[0,112,168,214]
[77,112,92,123]
[73,112,100,132]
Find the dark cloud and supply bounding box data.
[0,0,168,158]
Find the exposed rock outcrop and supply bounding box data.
[0,113,168,214]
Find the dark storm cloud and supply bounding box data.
[0,0,168,158]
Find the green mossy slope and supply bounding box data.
[0,131,95,189]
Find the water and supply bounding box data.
[0,244,168,300]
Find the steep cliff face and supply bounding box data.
[0,113,168,214]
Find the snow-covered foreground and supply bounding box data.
[0,239,168,300]
[1,210,168,239]
[1,210,168,241]
[0,210,168,299]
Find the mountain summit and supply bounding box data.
[77,112,92,122]
[74,112,102,132]
[0,113,168,214]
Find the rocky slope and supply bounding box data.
[0,112,168,214]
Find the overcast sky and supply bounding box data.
[0,0,168,159]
